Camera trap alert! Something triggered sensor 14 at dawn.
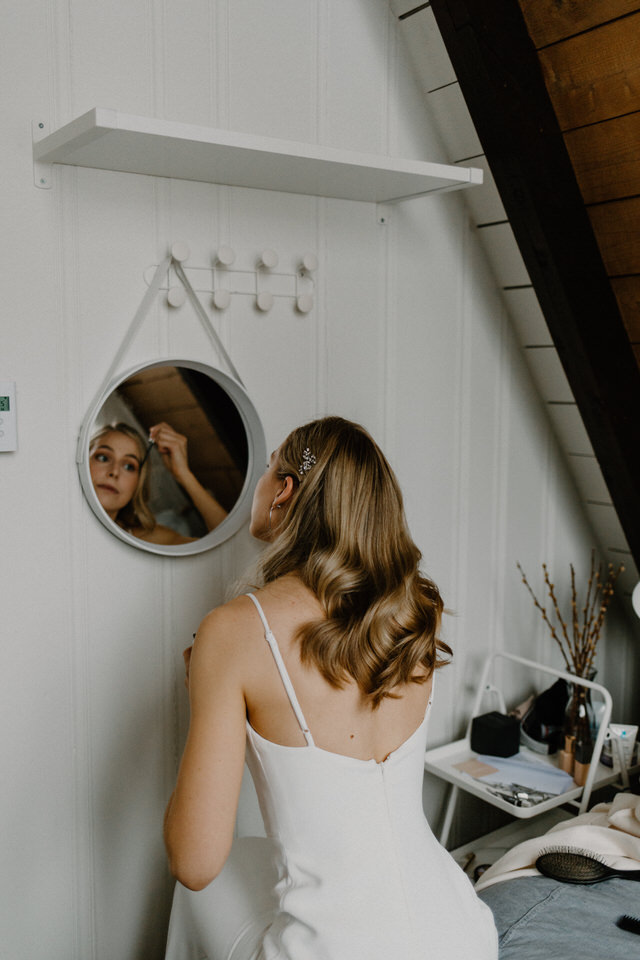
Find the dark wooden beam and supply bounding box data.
[429,0,640,567]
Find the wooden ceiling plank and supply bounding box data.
[519,0,640,49]
[564,111,640,205]
[539,13,640,129]
[547,405,594,458]
[119,381,198,418]
[458,155,507,223]
[429,0,640,566]
[588,197,640,276]
[127,365,181,385]
[503,287,551,346]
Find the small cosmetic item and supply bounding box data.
[140,437,155,466]
[609,723,638,774]
[477,780,556,807]
[573,738,593,787]
[558,734,575,775]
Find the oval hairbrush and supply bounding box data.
[536,847,640,885]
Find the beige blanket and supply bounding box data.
[474,792,640,892]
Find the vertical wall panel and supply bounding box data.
[388,9,450,163]
[227,0,317,140]
[323,0,390,153]
[68,0,155,118]
[390,193,467,774]
[160,0,216,125]
[322,200,386,428]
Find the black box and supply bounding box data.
[470,711,520,757]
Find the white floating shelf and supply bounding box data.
[33,108,482,203]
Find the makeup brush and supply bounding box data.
[140,438,155,466]
[536,847,640,885]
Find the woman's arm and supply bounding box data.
[149,422,229,531]
[163,605,247,890]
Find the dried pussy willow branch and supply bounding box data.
[517,562,571,671]
[517,556,624,676]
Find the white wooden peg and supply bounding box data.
[296,294,313,314]
[215,245,236,266]
[258,248,278,269]
[171,242,190,262]
[256,291,274,312]
[213,289,231,310]
[167,286,186,307]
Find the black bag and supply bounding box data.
[520,678,569,754]
[470,711,520,757]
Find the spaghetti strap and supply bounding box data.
[246,593,315,746]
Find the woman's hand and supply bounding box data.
[149,421,228,532]
[149,422,192,485]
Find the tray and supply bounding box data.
[423,736,626,819]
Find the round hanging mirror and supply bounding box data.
[77,359,266,556]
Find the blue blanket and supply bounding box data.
[479,876,640,960]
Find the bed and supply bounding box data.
[473,792,640,959]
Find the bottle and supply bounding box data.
[564,679,595,747]
[572,695,593,786]
[559,734,575,775]
[573,736,594,787]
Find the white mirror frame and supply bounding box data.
[77,358,266,556]
[632,582,640,619]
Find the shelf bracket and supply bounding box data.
[32,120,53,189]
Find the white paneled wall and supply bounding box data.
[1,2,631,958]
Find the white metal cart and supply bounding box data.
[424,652,622,847]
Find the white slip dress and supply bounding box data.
[165,594,498,960]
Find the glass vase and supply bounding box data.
[564,671,596,758]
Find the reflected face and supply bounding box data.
[89,431,142,520]
[250,449,282,541]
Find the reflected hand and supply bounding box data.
[149,422,191,484]
[183,645,193,691]
[150,421,228,532]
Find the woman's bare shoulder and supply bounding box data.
[195,578,320,662]
[183,597,263,690]
[196,594,261,643]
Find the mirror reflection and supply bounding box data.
[89,364,249,546]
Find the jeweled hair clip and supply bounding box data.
[298,448,316,476]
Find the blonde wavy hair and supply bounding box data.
[89,422,155,532]
[256,416,450,706]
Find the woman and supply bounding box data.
[164,417,498,960]
[89,422,227,545]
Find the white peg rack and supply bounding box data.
[147,244,317,314]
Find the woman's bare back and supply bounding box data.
[240,574,432,764]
